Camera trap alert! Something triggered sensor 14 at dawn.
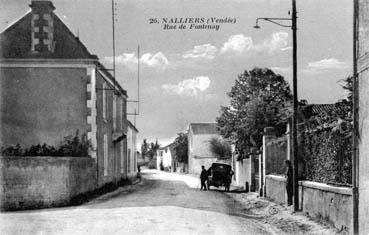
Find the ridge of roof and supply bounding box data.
[189,123,219,135]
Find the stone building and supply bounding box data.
[157,143,175,171]
[0,0,131,187]
[127,120,138,178]
[188,123,220,175]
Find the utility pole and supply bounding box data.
[254,0,299,212]
[291,0,299,212]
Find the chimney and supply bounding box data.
[30,0,55,13]
[30,0,55,53]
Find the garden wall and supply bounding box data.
[234,155,258,191]
[0,156,96,210]
[265,174,352,232]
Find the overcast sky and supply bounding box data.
[1,0,353,146]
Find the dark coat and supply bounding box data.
[286,165,293,186]
[200,169,208,180]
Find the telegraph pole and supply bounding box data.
[254,0,299,212]
[291,0,299,212]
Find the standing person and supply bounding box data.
[137,165,142,182]
[200,165,208,190]
[285,160,293,206]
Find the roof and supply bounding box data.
[189,123,219,135]
[96,61,127,97]
[300,103,347,120]
[0,1,97,59]
[158,142,176,156]
[159,142,175,150]
[127,120,139,133]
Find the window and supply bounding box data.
[102,82,107,121]
[104,134,108,176]
[113,95,117,129]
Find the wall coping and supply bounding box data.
[265,174,286,182]
[299,180,352,196]
[266,174,352,196]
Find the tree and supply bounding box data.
[173,132,188,163]
[147,140,160,160]
[216,67,292,154]
[341,75,353,103]
[140,139,149,161]
[209,137,231,160]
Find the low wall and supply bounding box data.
[300,181,352,231]
[0,156,96,210]
[265,174,352,231]
[265,175,286,204]
[234,156,257,191]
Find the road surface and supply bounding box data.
[0,169,274,235]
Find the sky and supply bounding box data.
[0,0,353,146]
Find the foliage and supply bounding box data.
[1,131,92,157]
[299,99,353,185]
[140,139,149,161]
[340,75,353,104]
[140,139,160,160]
[173,132,188,163]
[148,140,160,160]
[209,137,232,160]
[216,67,292,154]
[300,127,352,185]
[57,130,91,157]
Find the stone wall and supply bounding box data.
[0,156,96,210]
[300,181,352,231]
[265,135,288,175]
[265,175,287,204]
[234,155,258,191]
[188,134,219,175]
[0,67,89,147]
[265,174,352,232]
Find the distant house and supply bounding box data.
[188,123,220,175]
[0,0,130,186]
[157,143,175,171]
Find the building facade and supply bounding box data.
[157,143,175,171]
[0,0,131,187]
[188,123,220,175]
[127,120,138,178]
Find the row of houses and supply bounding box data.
[0,0,138,209]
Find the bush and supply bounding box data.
[1,130,92,157]
[209,137,232,160]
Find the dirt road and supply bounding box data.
[0,170,274,235]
